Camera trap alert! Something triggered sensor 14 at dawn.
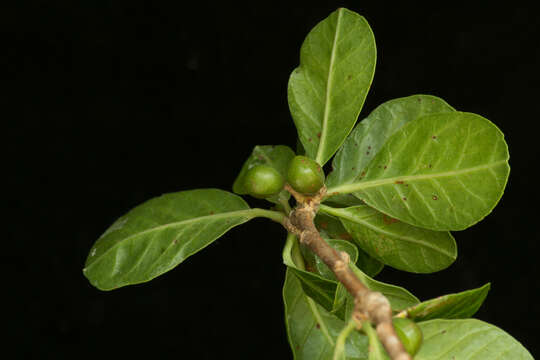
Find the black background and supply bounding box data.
[6,1,540,359]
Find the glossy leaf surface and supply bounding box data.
[283,269,369,360]
[288,8,376,166]
[403,283,490,321]
[233,145,295,195]
[84,189,253,290]
[416,319,533,359]
[326,95,455,189]
[320,205,456,273]
[327,112,510,231]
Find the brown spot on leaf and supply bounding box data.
[317,132,321,138]
[395,180,404,184]
[432,195,438,200]
[382,214,398,225]
[428,164,432,168]
[319,221,328,230]
[316,323,321,329]
[432,135,437,139]
[383,165,387,169]
[338,233,352,240]
[360,171,366,177]
[209,211,215,215]
[402,197,407,201]
[366,151,370,155]
[368,146,371,149]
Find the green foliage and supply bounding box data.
[326,112,509,231]
[392,318,423,356]
[287,155,326,194]
[288,8,376,166]
[416,319,532,359]
[82,7,532,360]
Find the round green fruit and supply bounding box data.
[287,155,325,194]
[244,165,285,198]
[392,317,423,356]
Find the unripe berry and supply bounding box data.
[244,165,285,198]
[392,317,423,356]
[287,155,325,194]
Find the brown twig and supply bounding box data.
[283,185,411,360]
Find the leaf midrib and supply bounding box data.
[326,160,507,196]
[320,205,455,258]
[85,209,253,270]
[316,8,343,165]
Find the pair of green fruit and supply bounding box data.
[243,155,325,198]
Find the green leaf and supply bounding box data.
[316,212,384,277]
[84,189,257,290]
[349,263,419,312]
[232,144,295,195]
[283,269,369,360]
[283,233,339,312]
[326,95,455,190]
[402,283,490,322]
[320,205,456,273]
[288,8,376,166]
[326,112,510,231]
[416,319,533,359]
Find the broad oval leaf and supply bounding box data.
[283,269,369,360]
[83,189,253,290]
[320,205,457,273]
[316,212,384,277]
[232,144,295,194]
[416,319,533,359]
[288,8,376,166]
[402,283,490,322]
[326,94,455,190]
[327,112,510,231]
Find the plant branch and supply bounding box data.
[283,185,411,360]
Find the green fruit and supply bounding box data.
[392,317,423,356]
[244,165,285,198]
[287,155,325,194]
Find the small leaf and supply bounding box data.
[327,112,510,231]
[403,283,490,321]
[316,212,384,277]
[315,239,359,281]
[83,189,254,290]
[288,267,339,312]
[349,263,419,312]
[288,8,376,166]
[283,269,369,360]
[416,319,533,359]
[320,205,456,273]
[232,144,295,195]
[283,233,339,312]
[326,94,455,190]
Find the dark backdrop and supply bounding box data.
[6,1,539,359]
